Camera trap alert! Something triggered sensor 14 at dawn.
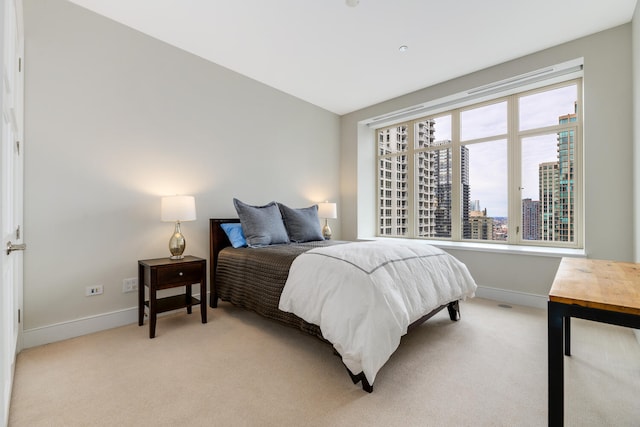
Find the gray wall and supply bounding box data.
[340,25,634,297]
[23,0,340,330]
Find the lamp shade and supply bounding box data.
[317,202,337,219]
[161,196,196,222]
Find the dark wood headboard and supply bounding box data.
[209,218,240,308]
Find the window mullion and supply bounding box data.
[573,82,583,248]
[451,110,461,240]
[407,121,415,237]
[508,94,520,245]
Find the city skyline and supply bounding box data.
[461,84,578,217]
[377,82,579,241]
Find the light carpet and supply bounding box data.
[9,298,640,426]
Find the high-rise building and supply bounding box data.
[427,139,469,238]
[539,104,576,242]
[378,125,408,236]
[377,120,470,238]
[460,145,470,239]
[434,146,452,238]
[416,120,438,237]
[522,198,540,240]
[556,106,576,242]
[469,208,493,240]
[539,161,558,241]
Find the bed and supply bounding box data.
[209,209,477,392]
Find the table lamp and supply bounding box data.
[317,202,337,240]
[161,195,196,259]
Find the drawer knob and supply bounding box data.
[178,272,183,276]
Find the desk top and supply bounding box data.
[549,257,640,316]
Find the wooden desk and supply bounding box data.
[548,258,640,426]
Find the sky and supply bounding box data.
[431,84,577,217]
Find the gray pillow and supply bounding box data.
[233,198,289,247]
[278,203,324,243]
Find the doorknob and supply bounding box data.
[6,241,26,255]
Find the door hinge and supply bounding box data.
[16,225,21,239]
[16,140,20,156]
[516,226,520,234]
[19,57,22,72]
[18,309,21,323]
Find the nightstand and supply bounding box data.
[138,256,207,338]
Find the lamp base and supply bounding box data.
[168,221,186,259]
[322,220,332,240]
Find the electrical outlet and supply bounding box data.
[122,277,138,293]
[85,285,103,296]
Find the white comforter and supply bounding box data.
[278,240,477,386]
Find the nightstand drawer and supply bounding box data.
[156,263,202,285]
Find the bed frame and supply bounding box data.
[209,218,461,392]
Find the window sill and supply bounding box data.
[360,236,586,258]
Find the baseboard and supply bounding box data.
[23,293,206,349]
[474,286,548,310]
[22,306,139,349]
[23,288,548,349]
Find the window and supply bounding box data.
[376,79,582,248]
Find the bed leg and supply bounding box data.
[447,301,460,321]
[343,366,374,393]
[210,293,218,308]
[346,367,361,384]
[360,377,373,393]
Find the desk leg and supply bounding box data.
[564,316,571,356]
[548,301,564,426]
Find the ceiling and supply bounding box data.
[67,0,638,115]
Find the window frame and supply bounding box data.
[375,78,583,249]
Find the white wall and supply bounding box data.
[21,0,637,342]
[22,0,340,332]
[340,25,634,297]
[633,2,640,346]
[634,2,640,262]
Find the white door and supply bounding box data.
[1,0,24,425]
